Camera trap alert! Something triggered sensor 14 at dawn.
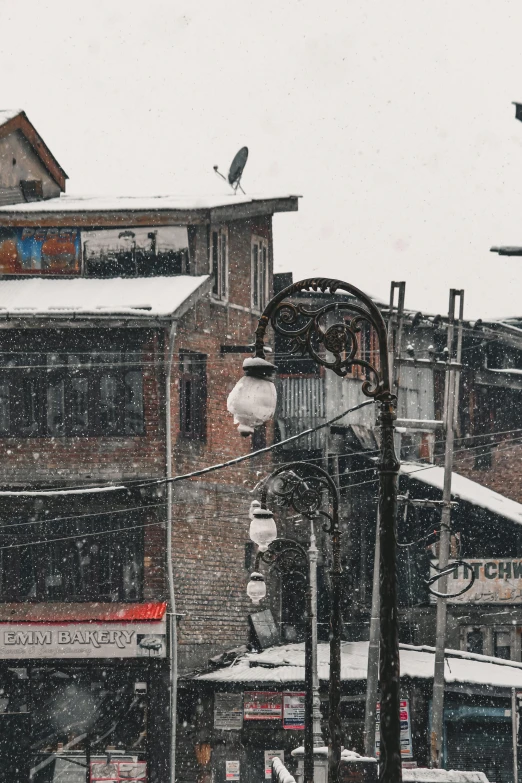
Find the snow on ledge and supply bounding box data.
[0,275,209,317]
[402,770,490,783]
[400,462,522,526]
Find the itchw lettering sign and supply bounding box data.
[430,559,522,604]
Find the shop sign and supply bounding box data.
[265,751,284,779]
[91,759,146,780]
[244,692,282,721]
[375,699,412,758]
[430,559,522,604]
[283,692,305,730]
[214,693,243,730]
[0,622,166,659]
[226,760,240,781]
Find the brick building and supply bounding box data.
[0,109,298,781]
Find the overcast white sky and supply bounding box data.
[2,0,522,319]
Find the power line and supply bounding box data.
[0,399,375,497]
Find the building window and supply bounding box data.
[0,516,143,602]
[465,627,484,655]
[0,352,144,438]
[179,352,207,440]
[210,226,228,301]
[252,236,269,311]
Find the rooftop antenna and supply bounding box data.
[213,147,248,194]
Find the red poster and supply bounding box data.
[243,691,282,720]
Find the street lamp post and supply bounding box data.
[228,278,401,783]
[247,462,339,783]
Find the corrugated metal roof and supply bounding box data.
[0,601,167,623]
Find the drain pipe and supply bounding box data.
[165,320,178,783]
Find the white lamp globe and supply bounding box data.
[249,506,277,551]
[247,572,266,604]
[227,358,277,436]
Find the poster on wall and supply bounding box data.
[0,227,81,275]
[214,693,243,730]
[226,761,240,781]
[243,692,282,721]
[375,700,412,759]
[264,751,284,779]
[282,693,305,730]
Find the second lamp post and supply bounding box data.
[247,463,339,783]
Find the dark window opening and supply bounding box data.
[252,424,267,451]
[494,630,511,660]
[0,516,143,603]
[179,351,207,440]
[20,179,43,202]
[466,628,484,655]
[0,352,144,438]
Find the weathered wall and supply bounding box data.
[0,130,61,203]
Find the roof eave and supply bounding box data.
[0,196,300,228]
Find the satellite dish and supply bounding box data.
[213,147,249,194]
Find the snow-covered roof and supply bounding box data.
[0,193,299,214]
[0,109,22,128]
[194,640,522,690]
[0,274,209,318]
[400,462,522,526]
[402,771,489,783]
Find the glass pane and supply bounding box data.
[220,233,227,298]
[260,245,267,308]
[252,244,259,307]
[212,231,219,295]
[100,374,120,432]
[47,376,65,436]
[0,382,10,434]
[124,370,144,434]
[69,377,89,432]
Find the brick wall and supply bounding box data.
[169,216,275,667]
[453,439,522,504]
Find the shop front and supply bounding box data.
[0,604,170,782]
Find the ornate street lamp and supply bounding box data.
[228,278,401,783]
[247,462,336,783]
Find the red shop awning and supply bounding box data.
[0,602,167,623]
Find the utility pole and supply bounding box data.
[430,289,464,768]
[364,282,405,756]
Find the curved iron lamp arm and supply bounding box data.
[253,278,401,783]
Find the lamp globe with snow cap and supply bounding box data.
[249,503,277,551]
[227,357,277,436]
[246,571,266,605]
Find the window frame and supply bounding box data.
[251,235,270,312]
[0,351,145,439]
[179,351,207,441]
[210,225,229,303]
[0,516,144,603]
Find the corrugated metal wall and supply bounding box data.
[276,376,326,450]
